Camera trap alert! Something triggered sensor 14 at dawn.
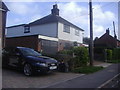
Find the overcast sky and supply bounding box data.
[4,1,118,39]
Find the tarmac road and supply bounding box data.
[47,63,120,88]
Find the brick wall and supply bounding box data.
[6,35,39,51]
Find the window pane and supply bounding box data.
[24,26,30,33]
[64,24,70,33]
[75,29,79,36]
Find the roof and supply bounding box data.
[29,14,84,31]
[0,1,9,11]
[7,24,26,28]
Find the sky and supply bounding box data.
[4,0,119,39]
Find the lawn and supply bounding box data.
[72,66,104,74]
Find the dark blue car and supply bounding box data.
[2,47,58,76]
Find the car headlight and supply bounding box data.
[36,62,48,67]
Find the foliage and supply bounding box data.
[73,47,89,67]
[112,48,120,60]
[57,47,89,71]
[106,49,112,61]
[107,59,120,63]
[72,66,104,74]
[58,49,73,55]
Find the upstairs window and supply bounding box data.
[75,29,79,36]
[63,24,70,33]
[24,25,30,33]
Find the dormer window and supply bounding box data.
[64,24,70,33]
[24,25,30,33]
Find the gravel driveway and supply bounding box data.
[2,69,84,88]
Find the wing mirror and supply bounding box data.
[16,53,20,56]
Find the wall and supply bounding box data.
[31,23,57,38]
[6,25,25,37]
[6,23,57,38]
[58,22,84,43]
[6,35,39,51]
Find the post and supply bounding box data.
[89,0,94,66]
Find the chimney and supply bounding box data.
[106,28,109,35]
[51,4,59,16]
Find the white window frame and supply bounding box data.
[63,24,70,33]
[75,29,79,36]
[24,26,30,33]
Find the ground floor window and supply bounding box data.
[40,39,58,55]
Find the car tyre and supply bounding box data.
[23,63,33,76]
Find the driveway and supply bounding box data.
[2,69,84,88]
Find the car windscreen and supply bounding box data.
[19,48,41,57]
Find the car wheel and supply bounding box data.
[23,63,32,76]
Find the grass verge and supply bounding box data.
[107,60,120,63]
[72,66,104,74]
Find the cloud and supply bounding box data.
[7,2,30,15]
[58,2,117,38]
[58,2,88,30]
[6,2,117,39]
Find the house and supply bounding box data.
[0,1,9,48]
[94,28,120,61]
[94,28,120,49]
[6,4,84,55]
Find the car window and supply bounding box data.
[2,48,18,55]
[19,48,41,57]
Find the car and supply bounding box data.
[2,47,58,76]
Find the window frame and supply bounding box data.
[24,25,30,33]
[63,24,70,33]
[75,29,79,36]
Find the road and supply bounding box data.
[47,63,120,88]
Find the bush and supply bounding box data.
[57,47,89,71]
[112,48,120,60]
[106,49,112,61]
[73,47,89,67]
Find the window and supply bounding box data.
[75,29,79,36]
[63,24,70,33]
[24,26,30,33]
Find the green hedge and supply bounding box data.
[106,49,112,61]
[73,47,89,67]
[112,48,120,60]
[57,47,89,71]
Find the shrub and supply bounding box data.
[112,48,120,60]
[57,47,89,71]
[106,49,112,61]
[73,47,89,67]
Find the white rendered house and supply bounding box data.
[6,4,84,54]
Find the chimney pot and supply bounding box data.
[106,28,109,35]
[51,4,59,16]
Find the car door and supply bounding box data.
[2,48,10,67]
[8,48,21,67]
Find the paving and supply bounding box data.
[2,69,83,88]
[93,61,112,67]
[47,63,120,88]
